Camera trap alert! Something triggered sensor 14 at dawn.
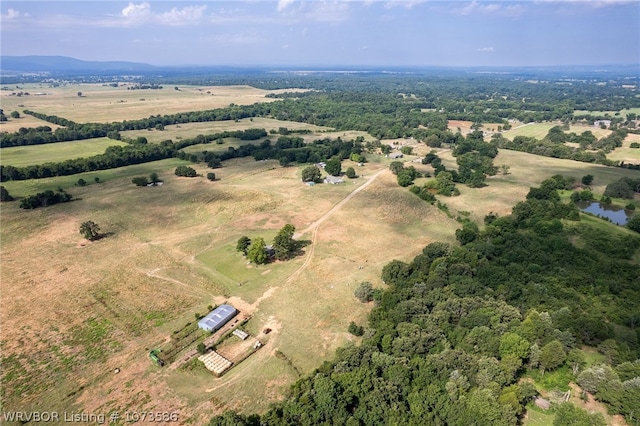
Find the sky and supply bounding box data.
[1,0,639,68]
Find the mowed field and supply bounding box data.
[0,83,305,124]
[0,137,128,167]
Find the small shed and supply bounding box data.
[324,175,344,184]
[388,152,404,159]
[198,304,237,333]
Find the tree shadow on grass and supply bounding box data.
[292,240,312,258]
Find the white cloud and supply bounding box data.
[452,1,524,17]
[2,8,29,20]
[278,0,297,12]
[535,0,635,7]
[158,5,207,26]
[478,46,495,52]
[383,0,427,9]
[122,2,151,20]
[305,1,350,23]
[119,2,206,27]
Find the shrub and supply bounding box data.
[630,142,640,148]
[345,167,357,179]
[581,174,594,186]
[77,178,87,186]
[207,172,216,181]
[348,322,364,336]
[0,186,14,202]
[132,176,149,186]
[354,282,374,303]
[175,165,197,177]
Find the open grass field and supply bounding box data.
[0,114,63,133]
[574,107,640,119]
[434,147,640,224]
[447,119,504,134]
[0,83,305,124]
[606,133,640,165]
[0,137,128,167]
[121,117,335,144]
[499,122,612,141]
[0,150,459,422]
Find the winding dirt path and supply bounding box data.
[295,168,387,239]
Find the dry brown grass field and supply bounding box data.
[0,150,459,422]
[0,83,305,124]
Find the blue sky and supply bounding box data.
[1,1,639,67]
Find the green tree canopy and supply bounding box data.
[236,236,251,255]
[273,224,296,261]
[247,237,268,265]
[539,340,566,372]
[301,166,322,183]
[79,221,101,241]
[324,159,342,177]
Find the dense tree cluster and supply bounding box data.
[19,189,72,209]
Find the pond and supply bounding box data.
[575,201,634,225]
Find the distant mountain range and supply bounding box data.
[0,56,157,73]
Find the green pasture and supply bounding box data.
[0,137,127,167]
[121,117,333,144]
[0,157,190,198]
[574,107,640,118]
[499,123,611,141]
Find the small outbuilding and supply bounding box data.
[388,152,404,159]
[198,304,237,333]
[324,175,344,184]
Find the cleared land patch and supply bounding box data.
[0,137,128,167]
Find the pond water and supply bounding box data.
[575,201,634,225]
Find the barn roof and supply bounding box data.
[198,304,237,331]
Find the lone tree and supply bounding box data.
[79,221,101,241]
[247,237,268,265]
[207,172,216,181]
[301,166,321,183]
[236,236,251,255]
[149,172,161,185]
[345,167,357,179]
[10,111,20,119]
[581,174,594,186]
[273,224,296,261]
